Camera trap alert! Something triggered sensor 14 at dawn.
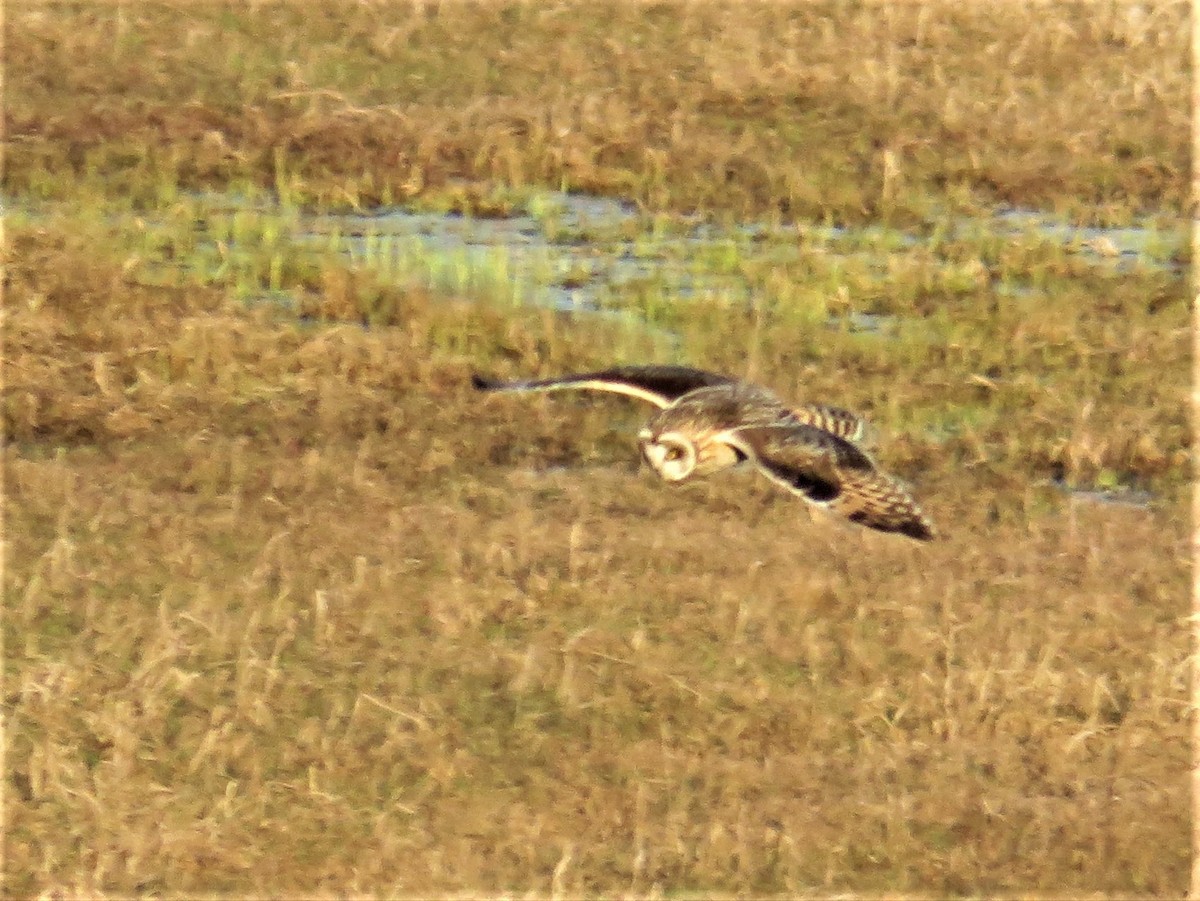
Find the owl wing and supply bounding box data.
[471,365,736,409]
[789,403,869,445]
[720,424,935,541]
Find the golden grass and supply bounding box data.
[3,0,1192,895]
[5,219,1190,895]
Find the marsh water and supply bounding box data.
[302,193,1184,313]
[51,188,1175,316]
[9,186,1180,317]
[10,188,1183,506]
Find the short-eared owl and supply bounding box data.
[472,365,935,541]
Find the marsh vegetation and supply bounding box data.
[4,1,1191,895]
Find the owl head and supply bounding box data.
[638,429,698,481]
[639,428,745,482]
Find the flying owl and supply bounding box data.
[472,364,935,541]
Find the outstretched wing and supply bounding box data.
[719,424,935,541]
[790,403,869,445]
[471,365,735,409]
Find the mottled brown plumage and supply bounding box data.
[472,364,934,541]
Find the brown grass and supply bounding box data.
[6,0,1190,220]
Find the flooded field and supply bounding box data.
[16,189,1182,315]
[10,182,1184,508]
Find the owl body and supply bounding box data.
[473,365,935,541]
[638,383,788,480]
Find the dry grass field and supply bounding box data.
[4,1,1192,897]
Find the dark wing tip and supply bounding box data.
[845,506,937,541]
[471,373,498,391]
[900,519,937,542]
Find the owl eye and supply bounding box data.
[663,445,685,462]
